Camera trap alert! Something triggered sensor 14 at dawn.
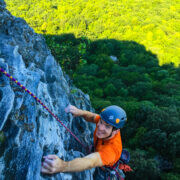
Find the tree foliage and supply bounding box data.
[6,0,180,66]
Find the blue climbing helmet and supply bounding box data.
[100,105,127,129]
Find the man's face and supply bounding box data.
[96,119,113,139]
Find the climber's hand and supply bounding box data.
[41,155,65,174]
[65,104,83,117]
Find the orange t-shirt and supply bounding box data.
[93,115,122,167]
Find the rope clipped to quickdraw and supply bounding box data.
[0,67,90,153]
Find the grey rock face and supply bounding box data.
[0,0,5,8]
[0,2,95,180]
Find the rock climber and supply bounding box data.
[41,105,127,178]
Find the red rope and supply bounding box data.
[112,167,124,180]
[0,67,90,152]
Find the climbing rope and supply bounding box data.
[0,67,90,152]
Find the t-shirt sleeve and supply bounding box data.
[94,114,101,124]
[98,146,117,166]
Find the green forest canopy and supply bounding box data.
[6,0,180,66]
[5,0,180,179]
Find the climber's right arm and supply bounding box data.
[67,105,97,123]
[41,152,103,174]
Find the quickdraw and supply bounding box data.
[0,67,90,152]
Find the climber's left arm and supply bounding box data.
[41,152,103,174]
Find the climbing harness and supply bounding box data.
[93,138,132,179]
[104,149,132,180]
[0,67,90,152]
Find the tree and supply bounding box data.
[104,83,116,97]
[129,82,152,100]
[127,149,160,180]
